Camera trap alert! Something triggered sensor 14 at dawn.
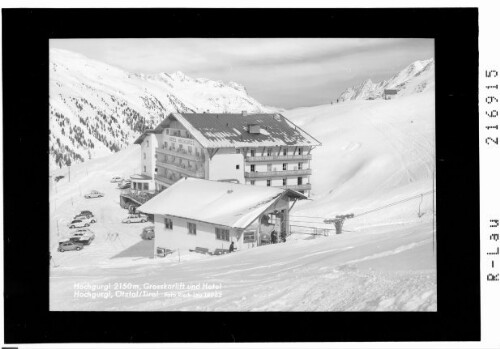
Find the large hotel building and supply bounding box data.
[130,112,321,198]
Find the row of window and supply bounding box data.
[250,177,304,186]
[248,163,304,172]
[238,148,304,157]
[163,218,231,241]
[164,128,193,139]
[132,182,149,190]
[162,142,200,156]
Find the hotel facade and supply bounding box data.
[133,112,321,197]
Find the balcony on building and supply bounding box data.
[245,154,312,162]
[281,183,312,191]
[156,158,205,178]
[156,144,204,162]
[155,173,179,187]
[244,168,312,178]
[164,128,194,140]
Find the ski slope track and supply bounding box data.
[50,74,436,311]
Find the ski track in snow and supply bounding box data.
[50,91,436,311]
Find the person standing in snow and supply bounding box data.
[229,241,235,253]
[271,230,278,244]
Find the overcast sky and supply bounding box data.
[50,38,434,109]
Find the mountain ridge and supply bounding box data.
[49,49,274,169]
[337,58,434,102]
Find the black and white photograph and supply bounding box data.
[2,4,488,347]
[48,38,437,311]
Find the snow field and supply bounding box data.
[50,90,436,310]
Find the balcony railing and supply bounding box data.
[120,189,156,204]
[155,174,178,186]
[157,147,204,162]
[282,183,312,191]
[164,128,194,140]
[245,154,312,162]
[244,169,312,178]
[156,160,205,178]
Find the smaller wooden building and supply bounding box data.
[137,178,306,256]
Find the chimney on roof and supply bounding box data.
[248,124,261,134]
[241,110,248,117]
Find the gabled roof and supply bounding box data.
[137,178,306,229]
[153,113,321,148]
[133,129,158,145]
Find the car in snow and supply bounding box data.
[54,175,65,182]
[84,190,104,199]
[122,213,149,224]
[58,240,84,252]
[118,181,131,189]
[77,210,94,219]
[73,214,96,223]
[141,226,155,240]
[69,229,95,244]
[67,218,93,229]
[111,176,124,183]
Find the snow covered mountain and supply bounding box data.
[49,49,274,170]
[49,89,436,311]
[337,58,434,102]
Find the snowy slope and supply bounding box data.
[337,58,434,102]
[49,49,275,170]
[284,88,435,229]
[51,221,436,311]
[50,88,436,311]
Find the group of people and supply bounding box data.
[270,230,287,244]
[105,232,120,241]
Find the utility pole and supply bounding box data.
[324,214,354,234]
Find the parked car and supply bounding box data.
[122,213,149,224]
[111,176,123,183]
[84,190,104,199]
[70,229,95,244]
[54,175,65,182]
[58,240,84,252]
[73,214,96,223]
[78,210,94,219]
[141,226,155,240]
[118,181,131,189]
[68,218,92,229]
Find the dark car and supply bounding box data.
[78,210,94,219]
[58,240,84,252]
[54,175,65,182]
[141,226,155,240]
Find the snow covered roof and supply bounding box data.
[384,89,399,95]
[153,113,321,148]
[133,129,158,145]
[137,178,306,229]
[130,174,152,180]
